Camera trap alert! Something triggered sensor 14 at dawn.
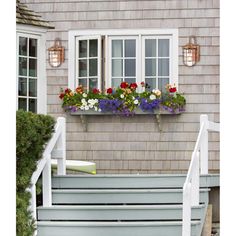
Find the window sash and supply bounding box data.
[75,35,101,91]
[142,35,172,91]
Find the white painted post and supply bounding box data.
[30,185,37,220]
[182,182,191,236]
[200,115,209,174]
[191,152,200,206]
[57,117,66,175]
[42,158,52,207]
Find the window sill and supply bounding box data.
[70,108,183,132]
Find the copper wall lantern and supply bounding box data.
[183,36,200,67]
[48,38,65,67]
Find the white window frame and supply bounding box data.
[69,29,178,91]
[75,35,101,90]
[16,25,47,114]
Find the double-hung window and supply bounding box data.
[69,29,178,92]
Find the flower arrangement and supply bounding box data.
[59,82,186,116]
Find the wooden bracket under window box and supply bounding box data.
[70,108,183,132]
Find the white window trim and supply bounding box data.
[16,25,47,114]
[69,29,178,91]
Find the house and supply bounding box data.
[16,0,220,235]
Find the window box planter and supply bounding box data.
[70,108,183,132]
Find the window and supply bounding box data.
[16,27,47,114]
[69,29,178,91]
[18,36,38,112]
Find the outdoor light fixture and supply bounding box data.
[48,38,65,67]
[182,36,200,67]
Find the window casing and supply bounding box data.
[69,29,178,92]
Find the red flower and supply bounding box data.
[141,81,145,87]
[106,88,113,94]
[59,93,64,99]
[169,87,177,93]
[120,82,129,89]
[65,88,71,94]
[92,88,100,94]
[130,83,138,90]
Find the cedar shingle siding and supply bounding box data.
[21,0,220,174]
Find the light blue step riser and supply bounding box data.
[37,221,201,236]
[52,189,209,204]
[52,174,219,189]
[37,205,205,221]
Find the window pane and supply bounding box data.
[89,59,97,76]
[89,78,98,90]
[125,40,136,57]
[89,40,97,57]
[79,40,87,58]
[18,98,27,111]
[112,59,123,77]
[158,78,169,91]
[146,77,156,91]
[18,78,27,96]
[19,37,27,56]
[29,59,37,77]
[112,78,123,88]
[145,39,156,57]
[112,40,123,57]
[79,60,87,77]
[125,78,136,84]
[78,79,87,90]
[125,59,135,76]
[19,57,27,76]
[145,59,156,76]
[29,79,37,97]
[158,39,169,57]
[29,38,37,57]
[29,99,37,113]
[158,58,169,76]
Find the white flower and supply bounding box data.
[132,96,135,100]
[94,99,98,103]
[88,104,93,108]
[120,94,124,99]
[94,107,98,111]
[82,93,87,98]
[134,99,139,105]
[150,94,156,100]
[81,98,86,103]
[80,106,84,110]
[98,108,102,112]
[85,105,89,110]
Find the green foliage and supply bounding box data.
[16,110,55,236]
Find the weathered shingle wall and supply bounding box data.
[22,0,220,174]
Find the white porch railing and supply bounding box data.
[29,117,66,221]
[182,114,220,236]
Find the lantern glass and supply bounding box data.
[183,48,197,67]
[49,50,61,67]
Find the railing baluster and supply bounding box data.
[57,118,66,175]
[191,151,199,206]
[182,183,191,236]
[42,157,52,207]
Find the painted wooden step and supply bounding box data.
[37,204,205,221]
[37,221,201,236]
[52,188,209,204]
[52,174,219,189]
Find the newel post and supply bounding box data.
[200,115,209,174]
[57,117,66,175]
